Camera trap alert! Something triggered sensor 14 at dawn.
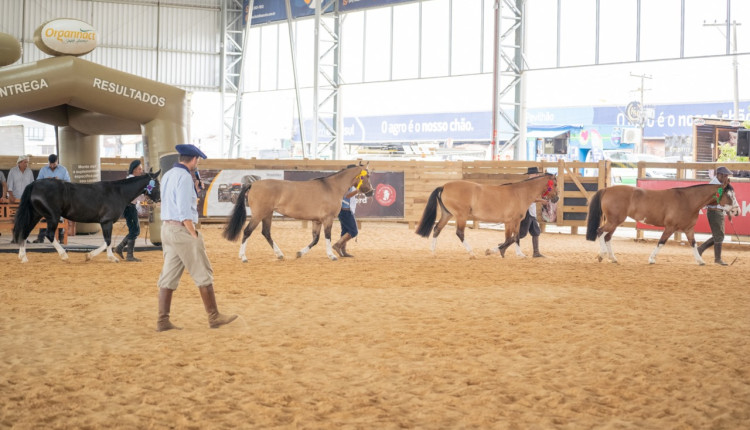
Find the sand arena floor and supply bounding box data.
[1,221,749,429]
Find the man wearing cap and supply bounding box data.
[515,166,546,258]
[697,166,732,265]
[37,154,71,181]
[156,144,237,331]
[7,155,35,204]
[114,160,145,262]
[33,154,71,243]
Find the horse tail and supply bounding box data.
[416,186,444,237]
[586,189,605,241]
[13,182,37,244]
[222,184,252,241]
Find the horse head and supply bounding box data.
[541,173,559,204]
[718,184,740,216]
[353,165,375,197]
[144,169,162,203]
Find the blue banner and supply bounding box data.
[250,0,316,25]
[339,0,416,12]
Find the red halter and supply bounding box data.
[541,179,555,198]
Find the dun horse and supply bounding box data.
[13,172,161,263]
[415,173,559,258]
[586,183,739,265]
[222,164,374,261]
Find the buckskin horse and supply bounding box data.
[222,163,374,262]
[415,173,559,258]
[585,183,739,265]
[13,172,161,263]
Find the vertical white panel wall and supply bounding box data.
[0,0,221,91]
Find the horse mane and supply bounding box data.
[499,172,553,186]
[110,174,150,185]
[313,165,359,182]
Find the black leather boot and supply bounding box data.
[199,285,238,328]
[714,243,728,266]
[114,237,128,259]
[33,228,46,243]
[156,288,181,332]
[697,238,714,256]
[125,239,141,262]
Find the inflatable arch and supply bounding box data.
[0,32,188,243]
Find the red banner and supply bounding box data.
[636,179,750,235]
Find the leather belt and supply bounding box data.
[163,220,184,226]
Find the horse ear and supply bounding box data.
[152,169,162,177]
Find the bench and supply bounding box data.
[0,203,68,244]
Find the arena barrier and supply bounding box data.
[2,156,748,240]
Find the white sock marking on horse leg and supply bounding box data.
[515,243,526,257]
[430,237,438,254]
[51,239,69,261]
[605,240,617,263]
[648,244,663,264]
[462,240,475,258]
[19,242,28,263]
[598,235,608,259]
[86,242,108,261]
[239,240,248,262]
[272,242,284,259]
[693,244,706,265]
[325,239,337,260]
[298,246,310,256]
[105,244,118,262]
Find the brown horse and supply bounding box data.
[415,173,559,258]
[222,163,374,261]
[586,183,739,265]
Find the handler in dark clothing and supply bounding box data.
[697,166,732,265]
[333,185,359,258]
[516,166,546,258]
[115,159,144,262]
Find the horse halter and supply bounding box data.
[714,187,724,205]
[355,169,368,190]
[145,179,156,195]
[541,179,555,199]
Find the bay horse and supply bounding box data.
[415,173,559,258]
[222,163,374,262]
[586,183,739,265]
[13,171,161,263]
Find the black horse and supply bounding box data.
[13,171,161,263]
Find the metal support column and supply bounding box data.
[312,0,342,159]
[221,0,253,158]
[491,0,526,160]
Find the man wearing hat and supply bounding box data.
[155,144,237,331]
[113,159,145,262]
[515,166,546,258]
[697,166,733,265]
[37,154,71,181]
[7,155,34,203]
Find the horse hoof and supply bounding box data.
[85,254,92,262]
[597,255,603,262]
[296,252,303,259]
[20,257,28,264]
[485,249,492,256]
[469,254,476,260]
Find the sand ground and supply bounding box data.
[1,221,749,429]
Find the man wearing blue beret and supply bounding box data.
[155,144,237,331]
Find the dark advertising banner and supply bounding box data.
[636,179,750,236]
[284,170,404,218]
[195,169,403,219]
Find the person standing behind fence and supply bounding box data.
[0,169,7,203]
[114,160,144,262]
[7,155,34,204]
[697,166,732,266]
[36,154,71,181]
[155,144,237,332]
